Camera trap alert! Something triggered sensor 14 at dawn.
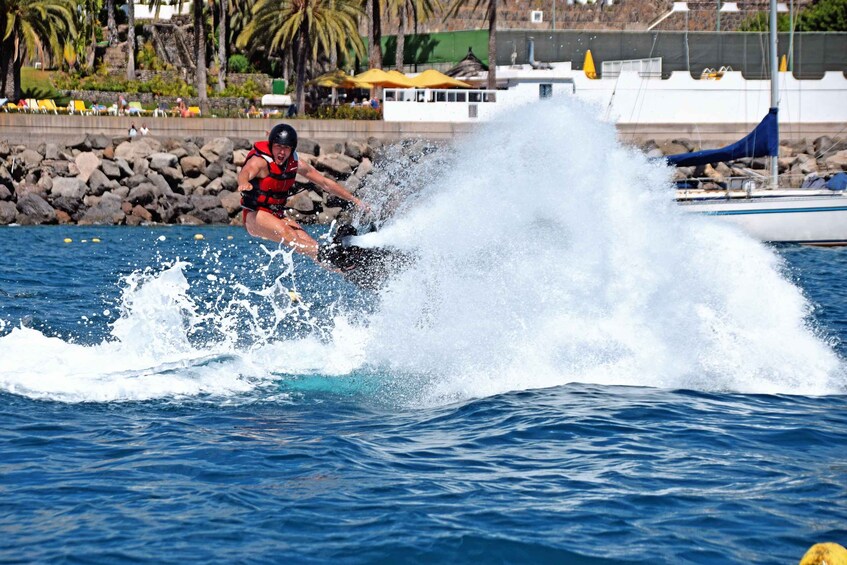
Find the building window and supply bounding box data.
[530,10,543,23]
[469,104,478,118]
[540,84,553,99]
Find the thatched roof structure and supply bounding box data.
[445,47,488,79]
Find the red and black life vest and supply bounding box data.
[241,141,299,214]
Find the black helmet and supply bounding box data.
[268,123,298,151]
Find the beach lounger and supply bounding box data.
[187,106,201,117]
[26,99,42,113]
[0,99,7,112]
[38,99,61,114]
[127,101,148,116]
[68,100,91,115]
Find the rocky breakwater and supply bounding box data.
[643,136,847,188]
[0,134,376,226]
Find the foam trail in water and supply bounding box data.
[357,95,844,402]
[0,252,360,403]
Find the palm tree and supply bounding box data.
[126,0,136,79]
[445,0,497,89]
[366,0,382,69]
[388,0,441,71]
[141,0,208,102]
[193,0,208,106]
[105,0,118,44]
[238,0,364,116]
[0,0,77,100]
[216,0,227,92]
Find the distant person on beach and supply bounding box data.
[176,97,189,117]
[155,98,169,117]
[128,123,138,137]
[140,123,149,136]
[118,94,128,116]
[237,123,367,261]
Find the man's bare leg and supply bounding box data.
[244,209,319,259]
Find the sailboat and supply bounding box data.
[672,0,847,245]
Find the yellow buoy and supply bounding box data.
[63,238,72,243]
[91,238,101,243]
[226,235,234,240]
[194,234,205,240]
[800,543,847,565]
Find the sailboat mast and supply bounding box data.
[769,0,780,188]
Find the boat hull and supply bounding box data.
[678,193,847,245]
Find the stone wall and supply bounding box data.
[0,133,379,227]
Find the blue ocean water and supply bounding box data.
[2,101,847,563]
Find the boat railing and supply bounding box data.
[676,172,830,192]
[383,88,498,104]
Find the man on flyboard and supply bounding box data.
[237,123,367,261]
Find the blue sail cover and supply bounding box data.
[667,107,779,167]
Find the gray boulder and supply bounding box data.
[0,201,17,224]
[78,200,125,225]
[87,169,112,196]
[220,171,238,191]
[218,190,241,215]
[114,139,156,162]
[193,207,230,224]
[127,183,158,206]
[177,214,204,225]
[149,152,179,172]
[18,149,43,169]
[200,138,234,164]
[189,194,220,211]
[89,134,111,150]
[101,159,122,179]
[180,155,206,177]
[51,196,83,216]
[114,158,134,177]
[824,150,847,172]
[355,157,373,178]
[66,134,90,150]
[204,162,223,180]
[299,138,320,156]
[50,177,87,199]
[147,172,174,197]
[75,152,101,182]
[44,143,61,160]
[286,191,315,213]
[16,193,56,224]
[315,154,353,177]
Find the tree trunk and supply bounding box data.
[487,0,497,90]
[106,0,118,45]
[367,0,382,69]
[395,2,406,71]
[217,0,227,93]
[127,0,136,80]
[295,30,308,117]
[194,0,208,108]
[1,45,22,101]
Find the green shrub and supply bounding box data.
[218,78,263,99]
[310,104,382,120]
[228,54,251,73]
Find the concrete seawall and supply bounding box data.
[1,113,843,146]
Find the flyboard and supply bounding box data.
[317,223,413,290]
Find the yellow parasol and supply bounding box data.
[779,54,788,72]
[308,69,370,89]
[353,68,417,88]
[408,69,471,88]
[583,50,597,79]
